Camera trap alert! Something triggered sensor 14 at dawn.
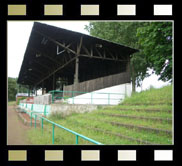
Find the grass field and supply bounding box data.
[27,85,173,145]
[8,101,16,106]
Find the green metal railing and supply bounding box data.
[20,106,103,145]
[49,90,124,104]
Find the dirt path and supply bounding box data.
[7,106,31,145]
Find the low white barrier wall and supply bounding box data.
[67,83,131,105]
[34,94,52,105]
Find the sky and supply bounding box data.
[7,21,171,92]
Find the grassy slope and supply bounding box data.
[27,85,173,145]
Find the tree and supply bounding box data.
[8,77,29,101]
[85,22,149,92]
[8,77,17,101]
[137,22,172,82]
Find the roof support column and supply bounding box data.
[28,85,30,97]
[53,73,55,90]
[35,87,37,96]
[42,81,44,95]
[74,57,79,85]
[74,37,83,85]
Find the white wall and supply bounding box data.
[67,83,131,105]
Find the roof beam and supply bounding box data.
[26,71,41,80]
[26,64,46,76]
[29,47,61,67]
[33,29,77,55]
[34,55,78,86]
[32,58,53,71]
[81,45,128,62]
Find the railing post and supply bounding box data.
[108,93,110,105]
[31,104,33,111]
[76,135,79,145]
[41,118,43,134]
[35,114,37,128]
[91,92,93,104]
[44,105,47,116]
[52,124,55,144]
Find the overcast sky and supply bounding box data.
[7,21,170,92]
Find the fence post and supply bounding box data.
[76,135,79,145]
[41,118,43,134]
[108,93,110,105]
[35,114,37,128]
[52,124,55,144]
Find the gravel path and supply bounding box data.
[7,106,31,145]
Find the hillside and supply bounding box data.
[28,85,173,145]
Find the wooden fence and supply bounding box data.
[63,71,130,97]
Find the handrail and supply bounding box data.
[49,90,124,95]
[19,106,103,145]
[49,90,124,104]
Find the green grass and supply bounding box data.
[8,101,16,106]
[27,85,173,145]
[122,85,172,105]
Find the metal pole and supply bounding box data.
[35,114,37,128]
[44,105,47,116]
[76,135,79,145]
[41,119,43,134]
[91,93,93,104]
[52,124,55,144]
[108,93,110,105]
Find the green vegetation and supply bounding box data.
[85,22,172,92]
[8,77,29,101]
[8,77,17,101]
[27,85,173,145]
[8,101,16,106]
[137,22,172,82]
[122,85,172,105]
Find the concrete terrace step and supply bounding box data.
[17,112,40,126]
[122,102,172,106]
[86,127,159,145]
[107,121,172,136]
[100,113,172,123]
[103,107,171,113]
